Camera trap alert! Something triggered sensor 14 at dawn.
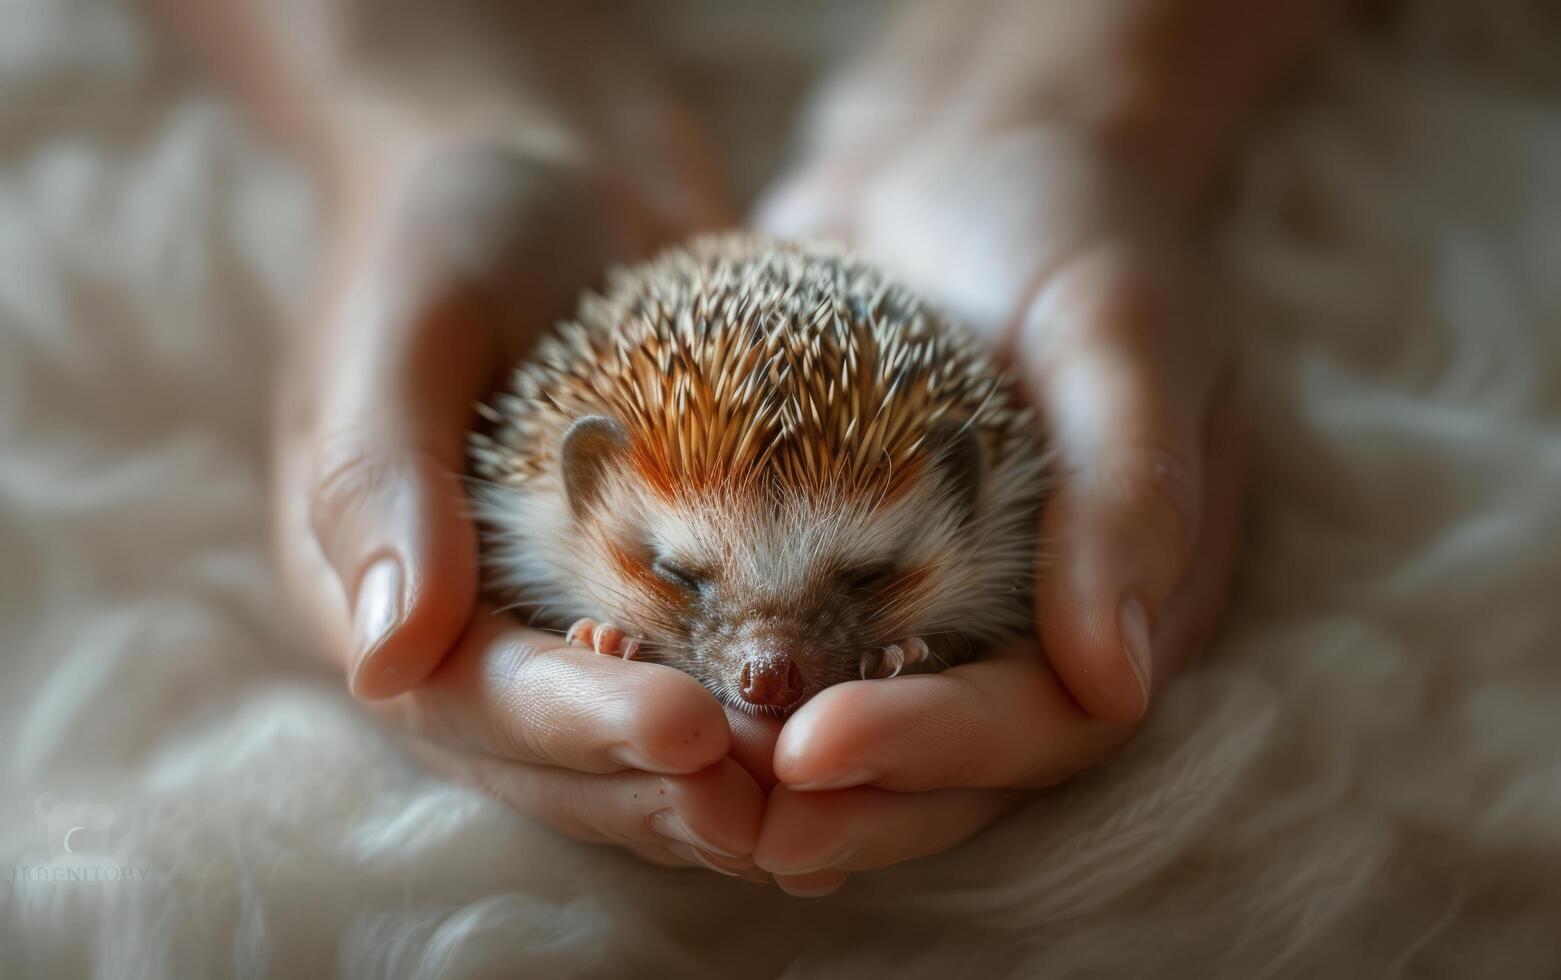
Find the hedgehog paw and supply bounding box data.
[566,618,642,660]
[594,622,643,660]
[860,636,929,680]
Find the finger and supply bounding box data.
[614,834,762,879]
[387,607,731,774]
[276,221,499,696]
[756,785,1017,876]
[634,842,772,883]
[772,870,850,899]
[280,149,671,701]
[618,840,689,869]
[411,740,764,867]
[659,845,752,877]
[1017,245,1224,723]
[774,652,1128,792]
[724,707,783,791]
[1148,385,1246,679]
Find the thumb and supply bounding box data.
[307,435,477,701]
[1020,248,1221,725]
[285,284,495,701]
[282,145,685,701]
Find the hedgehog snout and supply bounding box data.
[737,652,806,710]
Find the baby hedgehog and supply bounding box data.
[469,234,1049,713]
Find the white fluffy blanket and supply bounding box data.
[2,1,1558,976]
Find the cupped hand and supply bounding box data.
[749,38,1246,894]
[270,127,772,873]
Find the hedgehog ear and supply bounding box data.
[926,419,983,521]
[561,415,629,519]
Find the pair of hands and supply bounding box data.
[271,28,1241,897]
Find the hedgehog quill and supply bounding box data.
[469,235,1050,714]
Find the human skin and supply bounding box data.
[152,0,1349,894]
[746,0,1353,893]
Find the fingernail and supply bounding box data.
[766,845,855,878]
[785,769,874,792]
[609,744,668,773]
[664,843,751,877]
[1118,596,1152,717]
[352,558,403,681]
[650,809,743,860]
[777,871,849,899]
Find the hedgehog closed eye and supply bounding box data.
[840,564,898,595]
[652,558,705,591]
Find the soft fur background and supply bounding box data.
[2,0,1558,976]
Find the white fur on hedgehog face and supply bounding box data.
[475,440,1044,712]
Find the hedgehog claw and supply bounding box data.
[862,637,929,680]
[592,623,625,656]
[567,618,643,660]
[883,644,906,678]
[566,618,596,648]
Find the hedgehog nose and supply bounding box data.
[738,654,805,709]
